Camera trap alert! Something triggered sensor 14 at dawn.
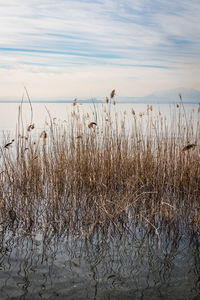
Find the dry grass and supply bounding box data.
[0,95,199,239]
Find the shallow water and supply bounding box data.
[0,227,200,300]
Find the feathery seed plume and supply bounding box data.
[182,143,196,152]
[88,122,97,128]
[110,89,115,99]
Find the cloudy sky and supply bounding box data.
[0,0,200,100]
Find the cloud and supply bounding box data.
[0,0,200,97]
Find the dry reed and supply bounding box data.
[0,95,199,239]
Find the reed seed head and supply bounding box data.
[88,122,97,128]
[182,143,196,152]
[110,89,115,99]
[73,98,77,106]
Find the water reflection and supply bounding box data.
[0,226,199,299]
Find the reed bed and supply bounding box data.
[0,95,199,239]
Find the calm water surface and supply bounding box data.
[0,227,200,300]
[0,102,198,135]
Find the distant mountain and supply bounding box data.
[77,98,103,104]
[0,88,199,104]
[0,98,103,104]
[145,88,200,103]
[117,88,200,104]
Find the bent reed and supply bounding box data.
[0,94,199,239]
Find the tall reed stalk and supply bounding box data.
[0,97,199,238]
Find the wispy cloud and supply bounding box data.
[0,0,200,98]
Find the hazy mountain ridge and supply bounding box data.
[0,88,199,104]
[0,98,103,104]
[147,88,200,101]
[117,88,200,104]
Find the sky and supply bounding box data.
[0,0,200,100]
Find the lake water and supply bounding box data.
[0,228,200,300]
[0,102,200,300]
[0,102,198,140]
